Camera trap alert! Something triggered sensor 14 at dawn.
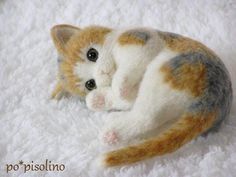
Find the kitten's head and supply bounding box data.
[51,24,115,98]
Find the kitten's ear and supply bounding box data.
[51,24,80,55]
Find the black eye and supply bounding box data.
[85,79,96,91]
[87,48,98,62]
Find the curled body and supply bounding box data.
[50,25,232,167]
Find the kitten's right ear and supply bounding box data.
[51,24,80,55]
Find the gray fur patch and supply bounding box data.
[167,52,232,133]
[126,30,150,42]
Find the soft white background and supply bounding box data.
[0,0,236,176]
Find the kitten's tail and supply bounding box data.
[100,111,216,167]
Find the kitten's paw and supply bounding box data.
[86,90,112,111]
[119,85,130,99]
[100,112,133,146]
[102,130,119,145]
[116,77,138,101]
[86,91,105,111]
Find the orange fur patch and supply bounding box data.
[159,32,217,58]
[118,32,146,46]
[51,82,63,99]
[51,81,70,100]
[66,26,112,59]
[104,111,216,167]
[160,61,206,97]
[59,60,85,96]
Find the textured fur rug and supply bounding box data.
[0,0,236,176]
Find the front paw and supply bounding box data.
[114,77,139,101]
[86,90,112,111]
[86,91,105,111]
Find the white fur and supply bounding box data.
[78,29,195,146]
[99,48,194,144]
[74,62,95,82]
[1,1,236,177]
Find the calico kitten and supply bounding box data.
[50,24,232,167]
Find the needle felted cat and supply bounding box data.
[50,24,232,167]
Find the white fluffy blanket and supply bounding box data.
[0,0,236,176]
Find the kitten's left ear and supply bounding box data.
[51,24,80,55]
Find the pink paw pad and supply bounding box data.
[103,131,119,145]
[120,82,139,100]
[92,94,105,109]
[120,86,129,99]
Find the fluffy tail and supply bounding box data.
[101,112,216,167]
